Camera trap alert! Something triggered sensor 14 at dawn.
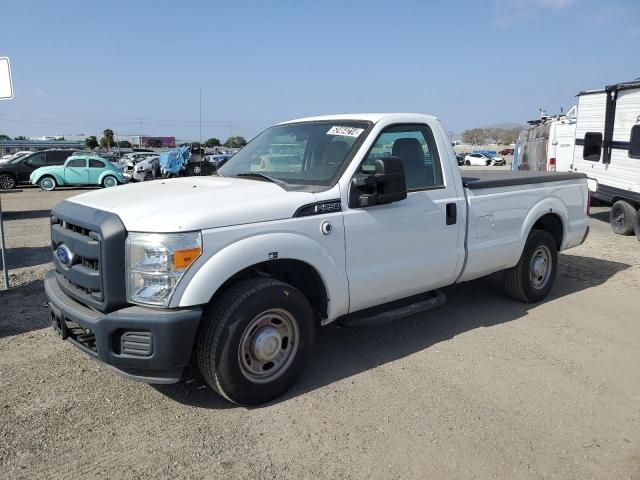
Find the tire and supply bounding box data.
[0,173,16,190]
[39,176,57,191]
[197,278,316,406]
[143,172,153,181]
[102,175,118,188]
[504,229,558,303]
[609,200,636,235]
[634,209,640,241]
[465,160,471,166]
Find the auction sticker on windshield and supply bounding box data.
[0,57,13,100]
[327,126,364,137]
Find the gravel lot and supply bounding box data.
[1,183,639,479]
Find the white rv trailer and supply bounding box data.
[512,107,576,172]
[572,80,640,237]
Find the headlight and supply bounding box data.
[126,231,202,306]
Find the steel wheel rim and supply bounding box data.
[0,175,14,189]
[104,177,116,187]
[530,245,552,289]
[41,178,54,190]
[238,308,299,384]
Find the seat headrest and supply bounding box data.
[392,138,424,165]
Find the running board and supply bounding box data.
[338,290,446,328]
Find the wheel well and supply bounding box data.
[210,259,328,322]
[532,213,563,250]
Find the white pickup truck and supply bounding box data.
[45,113,589,405]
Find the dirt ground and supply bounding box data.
[1,185,639,480]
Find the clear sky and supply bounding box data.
[1,0,638,142]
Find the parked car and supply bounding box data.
[464,152,493,166]
[132,155,160,182]
[492,156,507,166]
[455,153,466,166]
[45,113,589,406]
[0,149,76,189]
[0,151,32,164]
[207,154,232,171]
[30,154,127,191]
[499,148,514,156]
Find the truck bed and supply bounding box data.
[461,170,586,189]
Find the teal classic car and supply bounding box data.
[30,154,127,191]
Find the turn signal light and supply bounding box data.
[173,247,202,269]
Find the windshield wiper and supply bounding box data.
[234,172,286,186]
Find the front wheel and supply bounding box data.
[609,200,636,235]
[465,160,471,166]
[504,229,558,303]
[102,175,118,188]
[197,278,315,406]
[39,176,57,191]
[0,173,16,190]
[634,209,640,241]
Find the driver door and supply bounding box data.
[343,123,463,313]
[21,152,48,181]
[64,158,89,184]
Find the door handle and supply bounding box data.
[446,203,457,225]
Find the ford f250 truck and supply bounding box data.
[45,114,589,405]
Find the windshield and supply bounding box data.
[219,120,370,188]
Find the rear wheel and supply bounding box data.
[609,200,636,235]
[39,176,57,191]
[504,229,558,303]
[634,209,640,241]
[465,160,471,166]
[102,175,118,188]
[0,173,16,190]
[197,278,315,406]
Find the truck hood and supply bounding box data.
[67,176,318,232]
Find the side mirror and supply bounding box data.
[349,156,407,208]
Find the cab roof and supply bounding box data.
[277,113,438,125]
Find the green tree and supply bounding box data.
[100,128,116,149]
[204,137,221,148]
[223,136,247,148]
[0,134,11,141]
[14,136,26,140]
[85,136,99,149]
[118,140,132,148]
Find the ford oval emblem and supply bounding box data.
[56,244,75,267]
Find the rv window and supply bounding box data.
[630,125,640,159]
[583,132,602,161]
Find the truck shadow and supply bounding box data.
[0,278,49,338]
[154,253,631,409]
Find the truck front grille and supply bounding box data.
[50,202,127,313]
[51,218,103,302]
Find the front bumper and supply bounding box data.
[44,270,202,384]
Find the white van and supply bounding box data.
[513,108,576,172]
[571,80,640,236]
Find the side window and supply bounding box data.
[89,159,104,168]
[630,125,640,159]
[583,132,602,161]
[26,153,47,167]
[361,124,443,190]
[67,158,86,168]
